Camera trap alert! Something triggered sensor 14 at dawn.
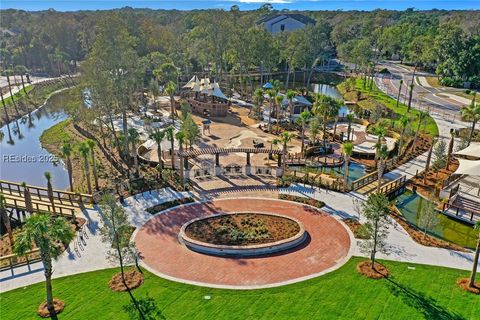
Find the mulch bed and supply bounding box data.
[342,218,370,239]
[408,160,459,199]
[356,260,389,279]
[279,194,325,208]
[0,217,86,268]
[390,209,467,252]
[185,213,300,246]
[37,298,65,318]
[109,270,144,292]
[457,278,480,294]
[146,197,194,214]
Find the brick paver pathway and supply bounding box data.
[135,198,352,289]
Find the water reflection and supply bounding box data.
[0,106,69,189]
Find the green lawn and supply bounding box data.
[1,257,478,320]
[338,79,439,137]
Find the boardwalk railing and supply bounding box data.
[0,180,93,206]
[378,176,406,196]
[351,171,378,191]
[4,196,76,217]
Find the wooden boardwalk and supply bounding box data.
[0,180,93,218]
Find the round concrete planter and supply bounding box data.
[179,212,307,257]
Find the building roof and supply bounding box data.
[257,13,316,26]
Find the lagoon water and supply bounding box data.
[0,106,69,189]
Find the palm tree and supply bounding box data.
[164,125,175,169]
[397,115,409,158]
[149,128,166,173]
[44,172,56,212]
[267,89,276,132]
[346,113,354,142]
[372,123,387,169]
[78,143,92,194]
[296,110,311,155]
[396,79,403,108]
[0,194,13,248]
[286,89,296,121]
[446,129,455,169]
[407,82,414,113]
[279,132,293,176]
[412,111,428,151]
[253,88,264,118]
[22,182,34,214]
[274,95,284,133]
[460,99,480,145]
[423,138,436,184]
[14,213,74,316]
[61,143,74,192]
[175,131,186,183]
[376,145,389,194]
[312,94,342,148]
[127,128,141,177]
[342,142,354,189]
[85,139,99,190]
[468,221,480,288]
[164,81,177,124]
[309,116,321,146]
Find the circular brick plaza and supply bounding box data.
[134,198,353,289]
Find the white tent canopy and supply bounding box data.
[455,142,480,159]
[453,158,480,176]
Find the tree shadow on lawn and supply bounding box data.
[386,277,466,320]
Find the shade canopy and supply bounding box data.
[183,75,199,89]
[210,82,228,100]
[455,142,480,159]
[262,82,273,89]
[453,158,480,176]
[282,95,312,106]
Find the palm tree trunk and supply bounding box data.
[67,157,74,192]
[301,124,305,155]
[90,150,99,190]
[398,128,405,158]
[83,157,92,194]
[376,160,384,194]
[0,207,13,248]
[47,182,56,212]
[469,238,479,288]
[43,257,55,314]
[170,138,175,169]
[423,143,434,184]
[344,157,350,189]
[469,121,477,145]
[371,220,378,268]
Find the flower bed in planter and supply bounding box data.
[279,194,325,208]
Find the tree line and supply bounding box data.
[1,7,479,87]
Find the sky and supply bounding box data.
[1,0,479,12]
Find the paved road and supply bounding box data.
[375,61,473,118]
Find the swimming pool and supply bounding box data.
[394,190,477,249]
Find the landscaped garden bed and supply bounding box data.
[184,213,301,246]
[146,197,194,214]
[390,206,467,252]
[342,218,370,239]
[279,194,325,208]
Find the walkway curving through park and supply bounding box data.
[134,198,353,289]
